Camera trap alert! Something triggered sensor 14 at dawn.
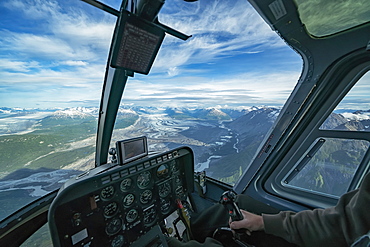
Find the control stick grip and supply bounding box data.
[219,190,243,221]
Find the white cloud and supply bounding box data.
[0,0,302,109]
[1,0,115,61]
[1,32,78,59]
[49,11,115,51]
[61,60,89,66]
[0,59,40,72]
[0,0,113,96]
[335,72,370,110]
[3,0,60,20]
[167,67,179,77]
[122,70,301,108]
[342,112,370,121]
[152,0,284,75]
[0,61,106,85]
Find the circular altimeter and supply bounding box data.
[140,189,153,204]
[100,185,115,200]
[105,217,123,236]
[170,160,179,173]
[137,171,152,189]
[104,202,119,218]
[158,181,171,198]
[143,206,157,226]
[120,178,133,192]
[122,193,135,207]
[160,197,171,214]
[126,208,139,223]
[111,234,125,247]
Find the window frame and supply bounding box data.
[282,136,370,199]
[262,66,370,208]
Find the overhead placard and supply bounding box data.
[111,11,165,75]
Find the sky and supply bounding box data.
[0,0,315,109]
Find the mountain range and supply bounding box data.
[0,105,369,220]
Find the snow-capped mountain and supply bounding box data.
[1,105,370,220]
[51,108,96,119]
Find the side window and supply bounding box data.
[20,223,52,247]
[320,71,370,132]
[284,138,369,197]
[283,71,370,197]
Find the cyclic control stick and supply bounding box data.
[219,190,243,221]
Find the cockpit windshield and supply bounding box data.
[0,0,301,223]
[111,0,302,183]
[0,0,115,220]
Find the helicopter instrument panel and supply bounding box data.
[48,147,194,247]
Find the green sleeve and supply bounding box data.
[263,172,370,247]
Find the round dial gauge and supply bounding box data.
[137,171,151,189]
[120,178,132,192]
[100,185,115,200]
[160,198,171,214]
[140,189,153,204]
[126,208,138,223]
[157,164,169,178]
[170,160,178,173]
[105,217,123,236]
[104,202,118,218]
[123,193,135,207]
[143,207,157,226]
[111,235,124,247]
[158,182,171,198]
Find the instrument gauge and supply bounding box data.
[158,181,171,198]
[120,178,132,192]
[137,171,151,189]
[123,193,135,207]
[170,160,178,173]
[100,185,115,200]
[126,208,138,223]
[143,206,157,226]
[111,235,124,247]
[140,189,153,204]
[157,164,169,178]
[160,198,171,214]
[105,217,123,236]
[104,202,118,218]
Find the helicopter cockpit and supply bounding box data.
[1,0,370,246]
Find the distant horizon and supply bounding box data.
[0,104,279,111]
[1,104,369,113]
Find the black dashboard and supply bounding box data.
[48,147,194,247]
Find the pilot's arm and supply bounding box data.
[230,172,370,247]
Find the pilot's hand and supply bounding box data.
[229,210,264,236]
